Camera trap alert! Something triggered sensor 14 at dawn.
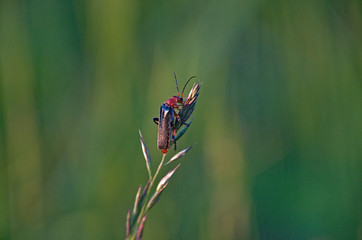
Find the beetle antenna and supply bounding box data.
[181,76,196,98]
[174,72,180,97]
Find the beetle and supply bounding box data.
[153,74,196,154]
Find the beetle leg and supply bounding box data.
[153,117,159,125]
[174,113,190,126]
[174,113,181,124]
[181,119,190,126]
[172,127,177,150]
[170,119,177,150]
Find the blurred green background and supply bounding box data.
[0,0,361,239]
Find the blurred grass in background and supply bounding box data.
[0,0,361,239]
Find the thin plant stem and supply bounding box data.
[129,153,167,240]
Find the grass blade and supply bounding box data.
[139,130,152,178]
[164,145,192,166]
[156,164,180,192]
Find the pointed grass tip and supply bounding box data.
[164,145,193,166]
[136,180,150,212]
[146,182,168,210]
[126,209,132,237]
[156,164,181,192]
[132,185,142,215]
[138,130,152,178]
[185,82,200,105]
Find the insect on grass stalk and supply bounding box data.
[125,76,200,240]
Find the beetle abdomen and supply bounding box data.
[157,104,174,152]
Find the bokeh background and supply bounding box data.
[0,0,361,239]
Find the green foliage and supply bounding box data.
[0,0,361,239]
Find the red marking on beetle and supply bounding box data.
[165,96,182,109]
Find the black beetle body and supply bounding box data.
[157,104,175,153]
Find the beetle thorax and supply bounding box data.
[165,96,182,108]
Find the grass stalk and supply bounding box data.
[127,154,166,240]
[125,78,200,239]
